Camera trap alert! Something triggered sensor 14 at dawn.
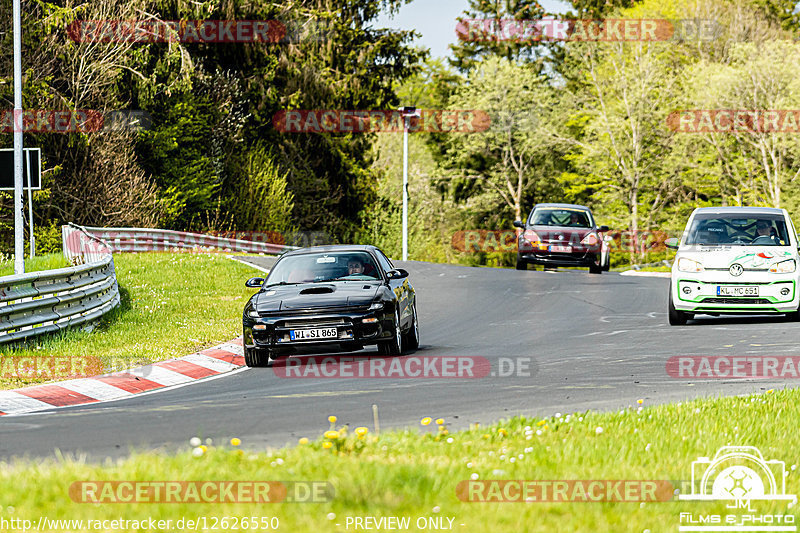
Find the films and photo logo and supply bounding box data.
[677,446,797,532]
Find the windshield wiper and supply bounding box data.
[265,281,304,287]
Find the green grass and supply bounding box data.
[629,265,672,272]
[0,253,261,389]
[0,253,72,277]
[1,389,797,531]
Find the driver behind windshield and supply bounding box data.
[752,220,775,244]
[347,259,365,275]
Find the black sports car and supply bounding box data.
[242,245,419,367]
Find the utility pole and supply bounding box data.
[399,107,419,262]
[12,0,24,274]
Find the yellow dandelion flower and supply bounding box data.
[537,420,546,426]
[637,399,644,405]
[298,437,309,445]
[322,442,333,449]
[324,430,340,440]
[436,418,445,425]
[355,427,369,437]
[498,428,508,436]
[328,415,337,424]
[421,417,432,426]
[230,438,241,446]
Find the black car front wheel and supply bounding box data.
[245,347,273,367]
[378,308,402,355]
[402,304,419,351]
[515,259,527,270]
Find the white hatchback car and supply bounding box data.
[667,207,800,325]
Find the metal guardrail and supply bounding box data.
[0,224,120,345]
[76,226,297,255]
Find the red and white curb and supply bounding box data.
[0,338,246,416]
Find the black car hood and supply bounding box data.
[253,282,382,311]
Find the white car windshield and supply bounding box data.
[685,215,790,246]
[265,252,381,286]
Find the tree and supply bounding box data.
[685,40,800,208]
[558,34,683,260]
[450,0,547,73]
[441,57,563,224]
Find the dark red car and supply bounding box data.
[514,203,610,274]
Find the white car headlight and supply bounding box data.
[248,310,260,318]
[677,257,704,273]
[770,259,796,273]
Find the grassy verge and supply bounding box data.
[0,253,72,277]
[624,265,672,273]
[0,253,261,390]
[0,389,796,531]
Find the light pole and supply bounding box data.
[400,106,419,262]
[12,0,23,274]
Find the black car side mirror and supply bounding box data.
[245,277,265,288]
[387,269,409,280]
[597,225,610,232]
[513,220,525,228]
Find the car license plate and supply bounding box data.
[549,245,572,253]
[717,286,759,297]
[289,328,338,341]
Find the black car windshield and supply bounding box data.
[685,215,791,246]
[265,252,381,286]
[530,208,592,228]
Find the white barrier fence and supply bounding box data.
[1,223,296,345]
[0,225,119,345]
[75,227,298,255]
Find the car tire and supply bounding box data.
[668,291,689,326]
[515,260,527,271]
[378,308,402,355]
[402,303,420,351]
[589,263,602,274]
[244,347,271,367]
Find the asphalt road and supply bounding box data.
[2,259,797,460]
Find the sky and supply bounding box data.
[374,0,572,58]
